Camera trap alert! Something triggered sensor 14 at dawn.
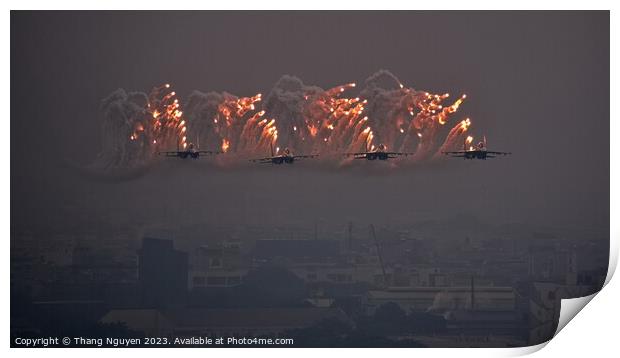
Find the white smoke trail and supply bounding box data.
[90,70,478,172]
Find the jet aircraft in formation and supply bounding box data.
[158,142,221,159]
[159,137,510,164]
[249,143,319,165]
[344,143,414,161]
[442,136,511,160]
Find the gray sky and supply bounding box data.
[11,11,609,232]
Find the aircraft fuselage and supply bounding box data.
[270,156,295,164]
[364,152,390,160]
[463,150,488,160]
[178,151,200,159]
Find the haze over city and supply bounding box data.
[11,11,609,348]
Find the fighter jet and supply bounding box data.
[250,143,318,164]
[442,136,511,160]
[158,142,221,159]
[345,144,413,161]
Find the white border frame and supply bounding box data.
[4,2,616,357]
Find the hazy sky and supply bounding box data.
[11,11,609,232]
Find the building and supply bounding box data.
[101,307,353,338]
[189,242,247,289]
[364,286,516,314]
[138,237,188,308]
[253,239,341,264]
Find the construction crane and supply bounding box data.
[370,224,388,287]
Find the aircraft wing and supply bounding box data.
[158,151,180,157]
[485,151,511,156]
[351,153,370,159]
[293,154,319,159]
[249,157,273,163]
[386,152,414,157]
[197,150,222,155]
[441,151,466,154]
[441,151,467,157]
